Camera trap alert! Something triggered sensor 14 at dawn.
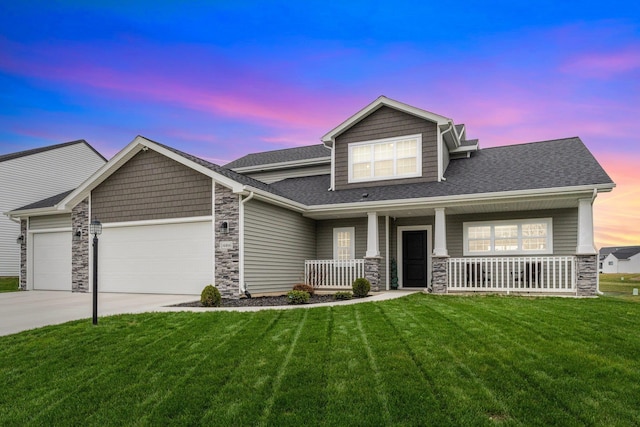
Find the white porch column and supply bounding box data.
[365,212,380,258]
[433,207,448,257]
[576,197,596,254]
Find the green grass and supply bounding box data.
[0,277,19,293]
[599,273,640,300]
[1,294,639,425]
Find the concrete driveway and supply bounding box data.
[0,291,197,337]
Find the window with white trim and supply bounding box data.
[463,218,553,256]
[348,134,422,183]
[333,227,355,260]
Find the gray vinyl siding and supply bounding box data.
[244,164,330,184]
[334,106,439,190]
[446,208,578,257]
[0,143,105,276]
[92,149,212,223]
[316,217,387,286]
[244,199,316,294]
[29,214,72,230]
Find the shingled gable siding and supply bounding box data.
[334,106,438,191]
[244,199,316,294]
[445,208,578,257]
[91,149,212,223]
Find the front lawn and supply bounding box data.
[1,294,639,425]
[0,277,18,293]
[599,273,640,300]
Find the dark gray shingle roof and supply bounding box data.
[14,189,75,211]
[608,246,640,260]
[224,144,330,169]
[270,137,613,205]
[0,140,106,163]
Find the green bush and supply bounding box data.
[334,291,353,300]
[352,278,371,298]
[200,285,222,307]
[293,283,315,295]
[287,290,310,304]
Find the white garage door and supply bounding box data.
[33,232,72,291]
[99,221,213,295]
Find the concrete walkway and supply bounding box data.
[0,290,418,337]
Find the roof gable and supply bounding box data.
[321,96,452,144]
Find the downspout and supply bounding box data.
[239,191,255,297]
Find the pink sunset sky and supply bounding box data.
[1,2,638,249]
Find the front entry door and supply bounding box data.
[402,230,428,288]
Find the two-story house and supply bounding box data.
[7,96,614,296]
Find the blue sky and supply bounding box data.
[1,1,639,246]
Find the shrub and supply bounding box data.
[200,285,222,307]
[287,290,310,304]
[334,291,353,300]
[352,278,371,298]
[293,283,315,296]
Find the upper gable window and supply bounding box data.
[348,134,422,183]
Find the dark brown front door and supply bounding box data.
[402,230,428,288]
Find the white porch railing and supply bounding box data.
[305,259,365,289]
[448,256,577,293]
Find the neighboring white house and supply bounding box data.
[0,141,106,276]
[599,246,640,274]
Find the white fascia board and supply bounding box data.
[240,186,307,213]
[321,96,451,143]
[5,206,69,220]
[304,184,616,216]
[59,136,245,210]
[231,156,331,173]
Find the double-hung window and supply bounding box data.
[463,218,552,256]
[348,134,422,183]
[333,227,355,260]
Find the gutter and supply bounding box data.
[239,191,255,296]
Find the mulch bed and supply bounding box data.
[172,293,357,308]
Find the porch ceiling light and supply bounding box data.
[89,219,102,236]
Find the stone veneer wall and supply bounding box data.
[576,254,597,296]
[19,219,27,290]
[431,256,448,294]
[214,184,240,298]
[72,198,90,292]
[364,257,381,291]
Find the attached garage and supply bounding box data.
[98,220,213,295]
[32,231,72,291]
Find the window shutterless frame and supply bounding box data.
[463,218,553,256]
[347,134,422,183]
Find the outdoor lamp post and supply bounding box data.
[90,219,102,325]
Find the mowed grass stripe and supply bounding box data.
[258,309,309,425]
[353,305,392,425]
[385,296,518,425]
[262,308,334,426]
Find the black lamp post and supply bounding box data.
[90,219,102,325]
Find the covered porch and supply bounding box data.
[303,194,599,296]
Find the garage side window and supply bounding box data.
[333,227,355,260]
